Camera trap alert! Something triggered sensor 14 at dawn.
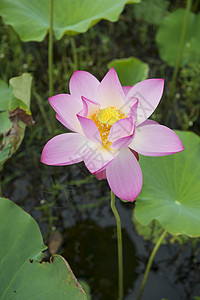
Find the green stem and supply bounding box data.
[48,0,55,134]
[165,0,192,122]
[32,88,52,134]
[138,229,168,300]
[70,37,78,70]
[110,190,123,300]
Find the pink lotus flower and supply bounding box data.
[41,68,184,201]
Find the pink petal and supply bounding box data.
[108,117,135,149]
[127,98,138,121]
[120,96,138,116]
[122,86,132,96]
[69,70,100,100]
[138,119,158,127]
[80,96,100,117]
[94,169,107,180]
[106,148,143,201]
[126,79,164,125]
[56,114,71,130]
[83,142,119,173]
[129,123,184,156]
[77,114,101,144]
[49,94,83,133]
[41,133,87,165]
[111,133,135,149]
[108,117,134,142]
[97,68,125,108]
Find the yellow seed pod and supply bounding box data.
[97,108,119,125]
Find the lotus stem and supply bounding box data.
[48,0,55,134]
[32,88,52,134]
[137,229,168,300]
[170,0,192,95]
[110,190,123,300]
[70,37,78,70]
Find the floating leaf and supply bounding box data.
[134,131,200,237]
[0,197,87,300]
[0,73,33,166]
[107,57,149,86]
[133,0,169,25]
[0,0,140,42]
[156,9,200,67]
[132,217,190,245]
[79,281,92,300]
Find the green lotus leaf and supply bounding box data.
[0,73,32,167]
[0,80,12,111]
[9,73,32,110]
[156,9,200,67]
[0,0,140,42]
[132,217,190,245]
[0,80,12,134]
[0,111,12,134]
[133,0,169,25]
[134,131,200,237]
[79,281,92,300]
[9,98,31,114]
[107,57,149,86]
[0,197,87,300]
[0,142,11,165]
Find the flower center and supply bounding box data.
[90,107,126,147]
[97,108,119,125]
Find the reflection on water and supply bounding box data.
[62,220,138,300]
[3,164,200,300]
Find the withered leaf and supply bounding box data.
[9,107,34,126]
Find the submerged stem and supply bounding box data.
[165,0,192,123]
[48,0,55,134]
[138,229,168,300]
[110,190,123,300]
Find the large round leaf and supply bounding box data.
[0,197,87,300]
[156,9,200,67]
[0,0,140,42]
[107,57,149,86]
[134,131,200,237]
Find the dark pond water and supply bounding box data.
[3,162,200,300]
